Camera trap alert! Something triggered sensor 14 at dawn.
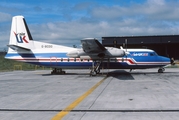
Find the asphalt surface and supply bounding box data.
[0,68,179,120]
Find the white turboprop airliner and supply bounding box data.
[5,16,171,75]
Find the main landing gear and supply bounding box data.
[90,61,101,76]
[158,67,165,73]
[51,68,66,74]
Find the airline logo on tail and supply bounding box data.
[14,31,29,43]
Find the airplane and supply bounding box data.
[5,16,172,75]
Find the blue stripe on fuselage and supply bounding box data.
[5,53,68,58]
[5,51,170,69]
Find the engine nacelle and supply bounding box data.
[67,50,92,59]
[67,47,125,59]
[80,56,91,59]
[67,49,86,58]
[106,47,125,57]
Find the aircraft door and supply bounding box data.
[50,57,57,66]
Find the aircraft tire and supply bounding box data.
[158,68,164,73]
[90,71,96,76]
[95,69,100,74]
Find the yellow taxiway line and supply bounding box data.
[51,76,108,120]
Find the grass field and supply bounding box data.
[0,53,50,71]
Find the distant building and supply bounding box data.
[102,35,179,59]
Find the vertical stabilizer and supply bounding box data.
[8,16,34,50]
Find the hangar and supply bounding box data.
[102,35,179,60]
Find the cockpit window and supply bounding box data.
[150,52,158,56]
[150,53,154,56]
[154,52,158,56]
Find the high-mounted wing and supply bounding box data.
[81,38,106,53]
[67,38,125,59]
[80,38,125,59]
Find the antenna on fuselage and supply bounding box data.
[125,39,127,53]
[125,39,128,60]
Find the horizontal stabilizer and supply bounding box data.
[7,44,31,51]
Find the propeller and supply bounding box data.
[170,58,175,65]
[170,58,179,66]
[120,39,129,57]
[125,39,127,53]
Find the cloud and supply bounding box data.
[0,12,11,22]
[73,2,93,11]
[28,17,179,47]
[90,0,179,21]
[147,0,165,5]
[33,6,42,12]
[0,0,179,49]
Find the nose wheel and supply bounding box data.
[158,68,165,73]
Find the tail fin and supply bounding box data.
[8,16,34,51]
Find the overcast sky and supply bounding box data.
[0,0,179,50]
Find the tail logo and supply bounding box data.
[14,32,29,43]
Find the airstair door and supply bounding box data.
[50,57,57,66]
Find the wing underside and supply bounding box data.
[81,38,106,53]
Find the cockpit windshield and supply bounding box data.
[150,52,158,56]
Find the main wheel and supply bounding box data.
[158,68,164,73]
[95,69,100,74]
[90,71,96,76]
